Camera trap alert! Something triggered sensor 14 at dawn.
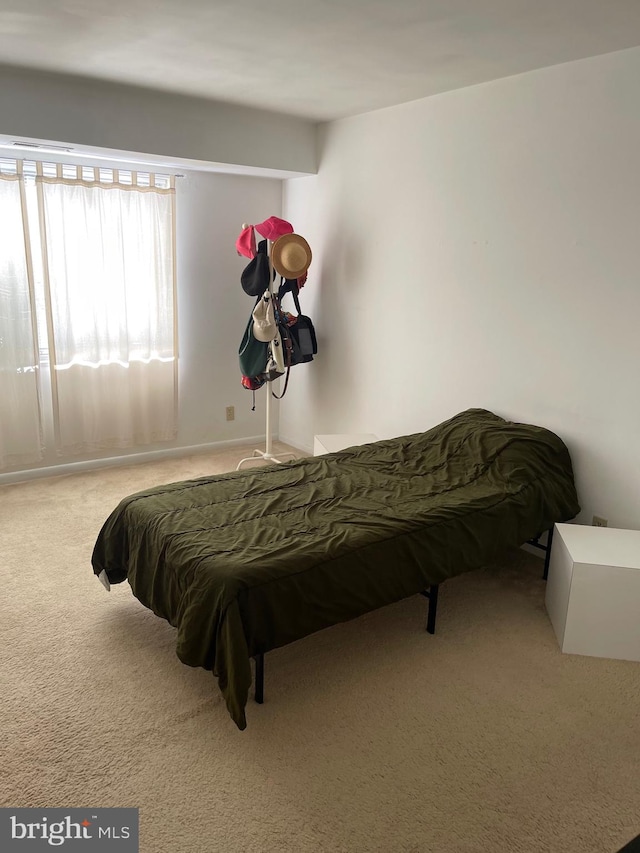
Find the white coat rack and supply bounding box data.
[236,226,297,470]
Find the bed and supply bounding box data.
[91,408,580,729]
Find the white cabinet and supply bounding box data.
[545,523,640,662]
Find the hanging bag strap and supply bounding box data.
[278,276,303,315]
[271,295,292,399]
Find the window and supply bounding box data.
[0,158,177,470]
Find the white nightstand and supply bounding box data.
[545,523,640,662]
[313,433,378,456]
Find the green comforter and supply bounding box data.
[92,409,580,729]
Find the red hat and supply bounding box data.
[255,216,293,241]
[236,225,256,259]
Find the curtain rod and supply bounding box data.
[0,159,184,181]
[1,151,186,178]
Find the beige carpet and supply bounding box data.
[1,443,639,853]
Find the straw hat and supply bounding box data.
[271,233,312,279]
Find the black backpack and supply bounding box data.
[277,278,317,365]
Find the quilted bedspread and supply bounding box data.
[92,408,580,729]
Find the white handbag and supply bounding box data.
[270,328,285,373]
[252,291,277,342]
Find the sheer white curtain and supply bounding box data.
[38,166,177,454]
[0,167,43,469]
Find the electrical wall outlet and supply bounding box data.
[225,406,235,422]
[592,515,608,527]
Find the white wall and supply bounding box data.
[281,47,640,531]
[175,170,283,447]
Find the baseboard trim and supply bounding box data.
[277,434,313,456]
[521,542,545,560]
[0,435,268,486]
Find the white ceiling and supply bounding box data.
[1,0,640,122]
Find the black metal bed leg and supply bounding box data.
[254,654,264,704]
[427,584,439,634]
[526,526,556,581]
[543,525,554,581]
[422,584,439,634]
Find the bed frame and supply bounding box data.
[252,527,555,705]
